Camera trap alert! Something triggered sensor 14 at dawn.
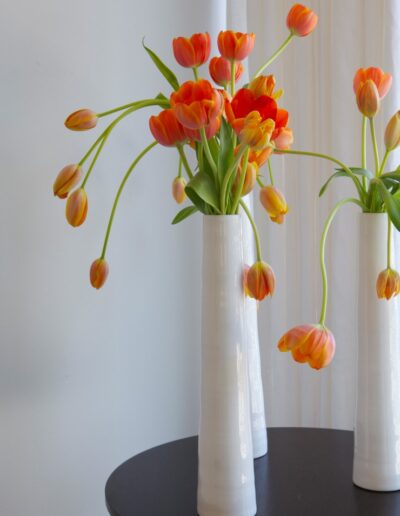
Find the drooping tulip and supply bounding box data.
[278,323,336,370]
[376,268,400,300]
[259,185,288,224]
[217,31,255,61]
[172,177,187,204]
[286,4,318,37]
[384,111,400,151]
[65,188,88,227]
[209,56,243,87]
[53,164,82,199]
[172,32,211,68]
[149,109,187,147]
[65,109,98,131]
[245,261,275,300]
[90,258,109,289]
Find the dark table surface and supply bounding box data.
[105,427,400,516]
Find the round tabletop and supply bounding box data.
[105,428,400,516]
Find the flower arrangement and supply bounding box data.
[54,4,317,293]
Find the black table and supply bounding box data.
[105,428,400,515]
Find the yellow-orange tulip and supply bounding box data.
[245,261,275,300]
[172,177,187,204]
[356,79,380,118]
[234,160,258,197]
[353,67,392,99]
[278,323,336,370]
[217,31,255,61]
[65,109,98,131]
[90,258,109,289]
[376,268,400,300]
[248,75,283,100]
[259,185,288,224]
[286,4,318,37]
[65,188,88,227]
[239,111,275,150]
[384,111,400,151]
[53,164,82,199]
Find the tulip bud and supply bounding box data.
[272,127,294,151]
[259,185,288,224]
[65,188,88,227]
[90,258,109,289]
[286,4,318,37]
[172,177,187,204]
[384,111,400,151]
[234,160,257,197]
[376,268,400,300]
[53,164,82,199]
[356,80,380,118]
[245,261,275,301]
[65,109,98,131]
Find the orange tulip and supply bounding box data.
[248,147,273,167]
[353,67,392,99]
[170,80,223,130]
[376,268,400,300]
[65,109,98,131]
[260,185,288,224]
[209,56,243,87]
[183,116,221,142]
[65,188,88,227]
[243,265,252,297]
[217,31,255,61]
[356,79,380,118]
[172,177,187,204]
[234,160,258,197]
[278,323,336,370]
[286,4,318,37]
[53,164,82,199]
[245,261,275,300]
[384,111,400,151]
[248,75,283,100]
[272,127,294,150]
[90,258,109,289]
[172,32,211,68]
[238,111,275,150]
[149,109,187,147]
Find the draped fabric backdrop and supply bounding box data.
[1,1,400,515]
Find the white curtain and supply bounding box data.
[226,0,400,429]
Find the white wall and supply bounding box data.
[0,1,225,515]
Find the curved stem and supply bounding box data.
[200,127,218,178]
[177,146,194,179]
[361,116,367,189]
[257,176,265,188]
[81,134,108,188]
[379,149,390,177]
[252,34,294,80]
[369,117,380,176]
[231,148,249,214]
[220,145,246,213]
[100,142,157,259]
[318,197,364,325]
[387,215,392,269]
[97,100,163,118]
[239,200,262,261]
[268,159,275,185]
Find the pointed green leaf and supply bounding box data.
[185,172,220,213]
[335,167,374,179]
[375,179,400,231]
[319,171,347,196]
[142,40,179,91]
[155,92,169,102]
[217,118,234,184]
[171,206,198,224]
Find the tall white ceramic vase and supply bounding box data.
[197,215,257,516]
[241,196,268,459]
[353,213,400,491]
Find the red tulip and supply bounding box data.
[65,188,88,227]
[149,109,187,147]
[53,164,82,199]
[90,258,109,289]
[172,32,211,68]
[183,116,221,142]
[65,109,98,131]
[286,4,318,37]
[217,31,255,61]
[209,56,243,87]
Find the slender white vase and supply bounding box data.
[353,213,400,491]
[241,196,268,459]
[197,215,257,516]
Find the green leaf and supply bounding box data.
[380,171,400,182]
[171,206,198,225]
[142,40,179,91]
[319,171,347,196]
[319,167,373,197]
[185,172,220,213]
[155,92,169,101]
[375,180,400,231]
[217,118,234,184]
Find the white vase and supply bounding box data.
[241,196,268,459]
[353,213,400,491]
[197,215,257,516]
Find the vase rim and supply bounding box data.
[202,214,241,219]
[358,212,387,216]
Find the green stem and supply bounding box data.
[268,159,275,185]
[231,148,250,214]
[369,117,380,176]
[178,157,182,178]
[278,149,366,202]
[177,146,194,179]
[193,67,199,81]
[81,134,108,188]
[230,60,236,97]
[97,100,164,118]
[387,214,392,268]
[379,149,390,177]
[200,127,218,177]
[257,176,265,188]
[361,116,367,189]
[100,142,157,259]
[252,34,294,79]
[220,145,246,213]
[239,199,262,261]
[318,197,364,324]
